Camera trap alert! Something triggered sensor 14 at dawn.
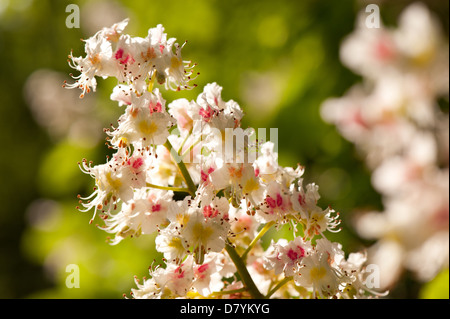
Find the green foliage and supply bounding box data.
[419,270,450,299]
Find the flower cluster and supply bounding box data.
[321,3,449,289]
[69,19,385,299]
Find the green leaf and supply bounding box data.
[420,269,449,299]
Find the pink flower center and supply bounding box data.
[115,48,134,65]
[276,193,283,206]
[287,249,298,261]
[195,263,209,280]
[197,263,209,273]
[131,157,144,170]
[374,37,396,61]
[298,194,305,206]
[201,167,215,182]
[266,197,276,208]
[149,101,162,113]
[199,106,215,121]
[287,246,304,261]
[174,266,185,279]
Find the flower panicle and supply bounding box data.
[69,19,387,300]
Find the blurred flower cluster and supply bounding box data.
[67,19,386,299]
[321,3,449,290]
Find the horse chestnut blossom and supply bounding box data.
[68,19,386,299]
[321,3,449,290]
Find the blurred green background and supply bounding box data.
[0,0,448,299]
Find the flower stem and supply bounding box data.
[225,241,264,299]
[265,276,292,299]
[145,183,190,193]
[177,133,190,155]
[164,140,197,197]
[241,221,275,261]
[181,137,202,158]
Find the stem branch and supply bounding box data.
[146,183,190,193]
[164,140,197,197]
[265,276,292,299]
[225,241,264,299]
[241,221,275,261]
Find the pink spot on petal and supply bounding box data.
[201,170,208,182]
[374,37,396,61]
[203,205,218,218]
[197,263,209,273]
[199,106,214,121]
[276,193,283,207]
[115,48,124,60]
[266,197,276,208]
[132,157,144,170]
[298,194,305,206]
[297,245,305,258]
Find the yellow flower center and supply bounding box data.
[170,56,182,70]
[243,177,259,194]
[310,266,327,281]
[192,222,213,244]
[138,120,158,136]
[105,171,122,191]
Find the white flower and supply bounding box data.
[107,90,174,149]
[131,276,161,299]
[154,256,195,298]
[254,141,279,182]
[100,187,172,244]
[183,207,230,264]
[315,238,345,267]
[65,20,131,98]
[66,20,197,98]
[155,224,187,264]
[147,24,198,91]
[66,35,116,98]
[210,163,264,208]
[264,236,312,277]
[78,149,135,222]
[228,201,259,243]
[303,206,341,239]
[290,179,320,219]
[294,250,343,298]
[192,253,225,296]
[192,83,244,140]
[257,181,293,223]
[338,251,389,298]
[168,98,198,134]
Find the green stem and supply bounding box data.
[177,133,190,155]
[265,276,292,299]
[146,183,190,193]
[225,241,264,299]
[181,137,202,158]
[164,140,197,197]
[241,221,275,261]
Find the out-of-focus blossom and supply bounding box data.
[24,69,102,147]
[321,2,449,290]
